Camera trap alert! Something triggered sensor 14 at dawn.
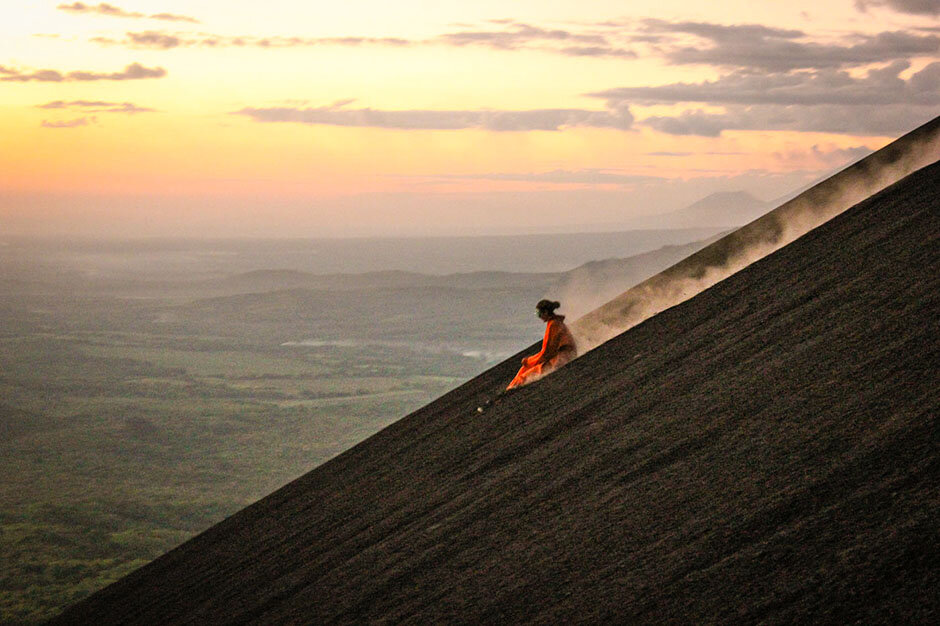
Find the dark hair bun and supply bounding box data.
[536,299,561,312]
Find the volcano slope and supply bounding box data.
[55,162,939,624]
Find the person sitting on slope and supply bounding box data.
[507,299,578,390]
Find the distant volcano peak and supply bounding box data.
[680,189,766,212]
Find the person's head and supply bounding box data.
[536,299,561,321]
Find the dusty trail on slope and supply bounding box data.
[572,115,940,352]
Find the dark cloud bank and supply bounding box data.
[642,20,940,71]
[594,61,940,136]
[855,0,940,15]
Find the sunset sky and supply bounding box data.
[2,0,938,237]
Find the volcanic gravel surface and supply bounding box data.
[55,161,939,624]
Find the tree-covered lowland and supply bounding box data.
[0,278,547,622]
[0,233,714,622]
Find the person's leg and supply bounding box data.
[507,362,543,390]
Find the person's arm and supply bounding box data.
[526,320,561,365]
[541,320,562,363]
[522,322,552,366]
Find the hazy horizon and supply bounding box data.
[0,227,724,279]
[1,180,792,239]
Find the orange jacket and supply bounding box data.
[522,315,577,367]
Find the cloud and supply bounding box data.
[58,2,139,17]
[559,46,636,58]
[594,62,940,136]
[763,143,875,172]
[641,112,729,137]
[855,0,940,15]
[808,144,873,166]
[428,169,661,185]
[641,20,940,70]
[66,62,166,81]
[126,31,181,49]
[641,103,936,136]
[234,100,634,132]
[645,20,805,43]
[37,100,156,114]
[57,2,199,23]
[436,20,638,58]
[41,117,94,128]
[0,62,166,82]
[591,61,940,106]
[71,13,937,73]
[150,12,200,23]
[92,31,412,49]
[90,19,633,58]
[439,20,607,49]
[1,68,66,82]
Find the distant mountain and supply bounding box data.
[628,190,770,230]
[152,235,726,344]
[1,229,726,301]
[207,269,564,295]
[1,229,725,286]
[204,269,437,295]
[668,190,769,226]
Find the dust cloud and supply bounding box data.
[569,116,940,354]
